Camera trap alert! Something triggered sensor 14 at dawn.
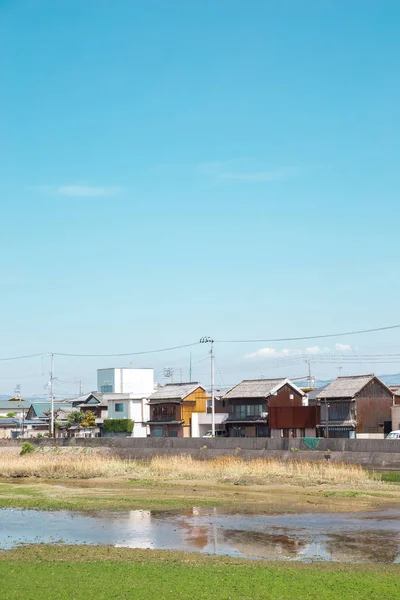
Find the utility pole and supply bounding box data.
[50,353,55,438]
[200,337,215,437]
[189,353,192,382]
[180,368,183,384]
[325,398,330,439]
[306,359,313,389]
[78,379,83,396]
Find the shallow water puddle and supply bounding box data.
[1,507,400,563]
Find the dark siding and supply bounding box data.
[269,406,320,429]
[268,384,303,408]
[355,378,393,433]
[357,379,393,399]
[321,401,353,421]
[356,397,392,433]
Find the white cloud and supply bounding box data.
[335,343,352,352]
[245,346,323,359]
[197,159,302,184]
[245,345,340,360]
[56,185,120,197]
[218,167,300,182]
[305,346,324,355]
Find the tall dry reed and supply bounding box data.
[0,450,378,485]
[146,455,376,485]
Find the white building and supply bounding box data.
[0,400,30,420]
[97,368,154,438]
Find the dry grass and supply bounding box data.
[0,451,131,479]
[0,449,380,486]
[145,455,378,485]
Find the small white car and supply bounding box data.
[203,430,227,438]
[386,430,400,439]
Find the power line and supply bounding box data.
[53,342,200,358]
[0,322,399,362]
[216,324,400,343]
[0,353,43,362]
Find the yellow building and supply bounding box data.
[148,382,207,437]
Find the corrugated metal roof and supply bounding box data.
[316,375,375,399]
[29,403,74,418]
[307,384,330,402]
[149,382,204,402]
[0,418,20,425]
[0,400,30,410]
[223,378,293,400]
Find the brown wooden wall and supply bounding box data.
[268,384,303,408]
[357,379,393,399]
[269,406,320,429]
[355,397,392,433]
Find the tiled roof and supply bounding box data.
[149,382,204,402]
[316,375,375,399]
[223,378,304,400]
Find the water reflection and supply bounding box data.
[1,507,400,564]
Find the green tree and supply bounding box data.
[67,411,83,427]
[6,412,16,418]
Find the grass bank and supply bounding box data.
[0,450,381,485]
[0,546,398,600]
[0,450,399,513]
[0,475,399,513]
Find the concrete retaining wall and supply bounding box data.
[2,437,400,469]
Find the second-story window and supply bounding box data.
[152,404,177,420]
[230,404,264,418]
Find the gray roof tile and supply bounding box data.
[149,382,204,402]
[222,378,300,400]
[316,375,375,399]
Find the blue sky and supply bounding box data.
[1,0,400,396]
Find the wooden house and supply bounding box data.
[147,382,207,437]
[222,378,306,437]
[315,374,393,438]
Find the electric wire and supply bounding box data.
[216,324,400,343]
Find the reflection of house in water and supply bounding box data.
[115,510,153,549]
[221,529,308,560]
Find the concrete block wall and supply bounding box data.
[2,437,400,469]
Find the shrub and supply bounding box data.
[20,442,35,456]
[103,419,134,434]
[67,411,83,427]
[81,410,96,428]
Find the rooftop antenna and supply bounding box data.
[189,353,192,382]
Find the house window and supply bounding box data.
[151,404,177,421]
[115,403,124,412]
[231,404,264,418]
[101,385,113,393]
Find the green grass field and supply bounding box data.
[0,547,399,600]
